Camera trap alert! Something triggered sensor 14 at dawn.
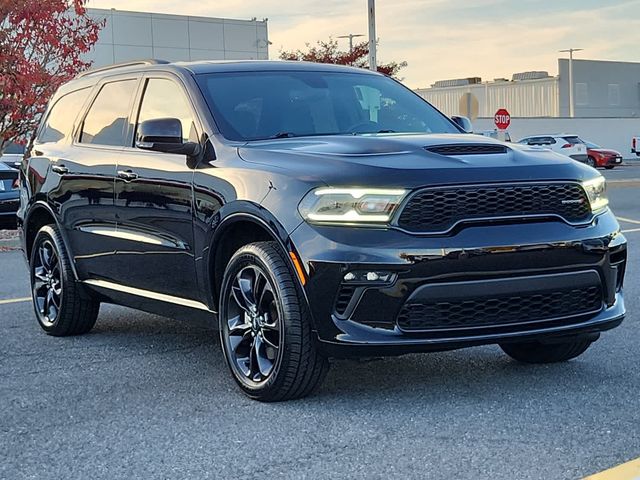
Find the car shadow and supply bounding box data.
[82,306,615,408]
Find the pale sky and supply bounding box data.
[89,0,640,88]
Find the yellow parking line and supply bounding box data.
[583,456,640,479]
[0,297,31,305]
[617,216,640,225]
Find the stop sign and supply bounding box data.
[494,109,511,130]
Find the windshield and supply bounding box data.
[196,70,459,141]
[584,141,600,149]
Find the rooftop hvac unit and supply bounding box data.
[432,77,482,88]
[511,71,550,81]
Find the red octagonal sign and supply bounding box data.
[494,108,511,130]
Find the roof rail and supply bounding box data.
[76,59,171,79]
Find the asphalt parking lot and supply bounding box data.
[1,167,639,479]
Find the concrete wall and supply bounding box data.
[473,117,640,159]
[558,59,640,118]
[85,8,269,67]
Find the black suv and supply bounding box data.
[18,60,627,401]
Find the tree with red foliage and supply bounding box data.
[280,38,407,78]
[0,0,103,155]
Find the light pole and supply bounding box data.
[368,0,377,71]
[559,48,583,118]
[338,33,364,54]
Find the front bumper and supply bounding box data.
[290,210,627,357]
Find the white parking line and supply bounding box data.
[617,216,640,225]
[0,297,31,305]
[621,227,640,234]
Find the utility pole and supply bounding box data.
[367,0,377,71]
[338,33,364,54]
[559,48,583,118]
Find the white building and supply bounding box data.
[85,8,269,67]
[416,59,640,119]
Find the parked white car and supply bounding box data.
[517,134,588,164]
[633,136,640,156]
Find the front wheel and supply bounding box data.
[500,338,593,363]
[585,156,597,168]
[605,165,614,170]
[219,241,328,401]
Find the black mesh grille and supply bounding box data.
[397,285,603,332]
[334,285,357,315]
[425,144,508,155]
[397,183,592,233]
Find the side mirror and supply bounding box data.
[451,115,473,133]
[135,118,201,156]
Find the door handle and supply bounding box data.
[51,164,68,174]
[117,170,139,181]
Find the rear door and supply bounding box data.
[110,74,201,299]
[65,76,140,281]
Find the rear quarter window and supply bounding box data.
[37,88,91,144]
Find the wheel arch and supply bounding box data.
[206,210,310,321]
[23,201,79,280]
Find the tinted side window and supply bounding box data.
[38,88,91,144]
[136,78,197,144]
[80,80,137,146]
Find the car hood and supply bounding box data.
[237,133,599,188]
[588,148,621,156]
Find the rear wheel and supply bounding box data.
[500,338,593,363]
[30,225,100,336]
[219,241,328,401]
[585,156,597,168]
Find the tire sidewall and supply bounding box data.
[219,245,297,397]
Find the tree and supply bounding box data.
[0,0,103,155]
[279,38,407,78]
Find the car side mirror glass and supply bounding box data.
[136,118,201,156]
[451,115,473,133]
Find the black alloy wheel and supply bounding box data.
[32,238,63,326]
[219,242,329,401]
[223,264,283,384]
[30,225,100,336]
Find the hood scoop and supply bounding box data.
[425,144,509,156]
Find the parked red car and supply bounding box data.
[585,141,623,169]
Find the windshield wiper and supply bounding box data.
[351,129,397,135]
[269,132,297,139]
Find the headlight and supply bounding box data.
[581,176,608,213]
[298,188,407,224]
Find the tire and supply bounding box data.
[500,338,593,364]
[605,165,614,170]
[585,156,597,168]
[219,241,329,401]
[30,224,100,336]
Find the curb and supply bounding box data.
[0,238,20,251]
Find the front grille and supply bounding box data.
[397,285,603,332]
[425,144,508,155]
[397,183,592,233]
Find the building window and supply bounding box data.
[608,84,620,106]
[575,83,588,106]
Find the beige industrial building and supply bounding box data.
[416,59,640,119]
[84,8,270,66]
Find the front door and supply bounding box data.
[111,76,200,299]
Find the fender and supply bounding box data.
[23,199,81,281]
[202,204,317,329]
